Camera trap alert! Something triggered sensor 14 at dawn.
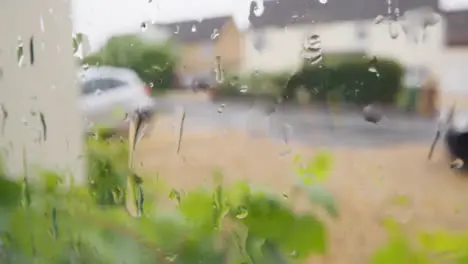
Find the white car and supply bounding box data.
[78,66,156,134]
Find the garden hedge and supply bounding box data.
[283,56,404,105]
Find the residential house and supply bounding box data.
[153,16,245,88]
[437,9,468,109]
[244,0,468,112]
[244,0,443,76]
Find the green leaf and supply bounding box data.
[178,189,215,234]
[295,152,333,185]
[0,178,21,207]
[418,230,468,258]
[304,185,339,218]
[281,215,327,258]
[261,240,288,264]
[227,180,250,208]
[242,196,295,242]
[305,152,332,183]
[39,170,64,194]
[370,235,429,264]
[245,232,266,264]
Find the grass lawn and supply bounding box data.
[135,116,468,264]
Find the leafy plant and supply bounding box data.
[0,143,339,264]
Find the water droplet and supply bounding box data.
[214,56,224,83]
[217,104,225,114]
[82,63,89,70]
[174,25,180,34]
[302,34,322,65]
[252,0,265,16]
[318,0,327,4]
[240,85,248,93]
[388,21,399,39]
[236,206,248,219]
[191,25,197,32]
[94,89,103,96]
[374,15,386,24]
[368,66,377,73]
[39,15,45,32]
[17,37,24,67]
[363,104,382,124]
[21,117,28,126]
[210,29,219,40]
[140,22,148,31]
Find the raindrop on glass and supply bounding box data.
[374,15,386,24]
[318,0,327,4]
[236,206,249,219]
[302,34,322,65]
[39,15,45,32]
[252,0,265,16]
[217,104,225,114]
[210,28,219,40]
[388,21,399,39]
[191,25,197,32]
[17,37,24,67]
[140,22,148,32]
[214,56,224,83]
[174,25,180,34]
[94,89,103,96]
[240,85,248,93]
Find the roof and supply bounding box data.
[152,16,232,43]
[248,0,440,29]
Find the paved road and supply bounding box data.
[154,98,438,148]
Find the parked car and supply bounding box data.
[77,66,156,135]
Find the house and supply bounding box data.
[437,9,468,110]
[153,16,245,88]
[243,0,468,113]
[244,0,443,76]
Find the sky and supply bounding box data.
[71,0,254,49]
[72,0,468,50]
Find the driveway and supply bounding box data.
[139,97,468,264]
[154,97,438,148]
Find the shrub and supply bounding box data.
[283,56,404,105]
[217,72,290,100]
[82,34,176,95]
[0,139,339,263]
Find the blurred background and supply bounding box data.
[2,0,468,263]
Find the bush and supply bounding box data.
[284,56,404,105]
[82,34,176,95]
[0,137,340,263]
[217,72,290,101]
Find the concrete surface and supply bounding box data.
[154,97,438,148]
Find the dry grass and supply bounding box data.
[135,116,468,264]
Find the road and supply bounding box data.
[154,97,438,148]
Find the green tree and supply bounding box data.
[82,34,176,94]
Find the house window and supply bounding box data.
[355,22,368,40]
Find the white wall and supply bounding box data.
[242,19,445,79]
[0,0,85,183]
[242,21,370,74]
